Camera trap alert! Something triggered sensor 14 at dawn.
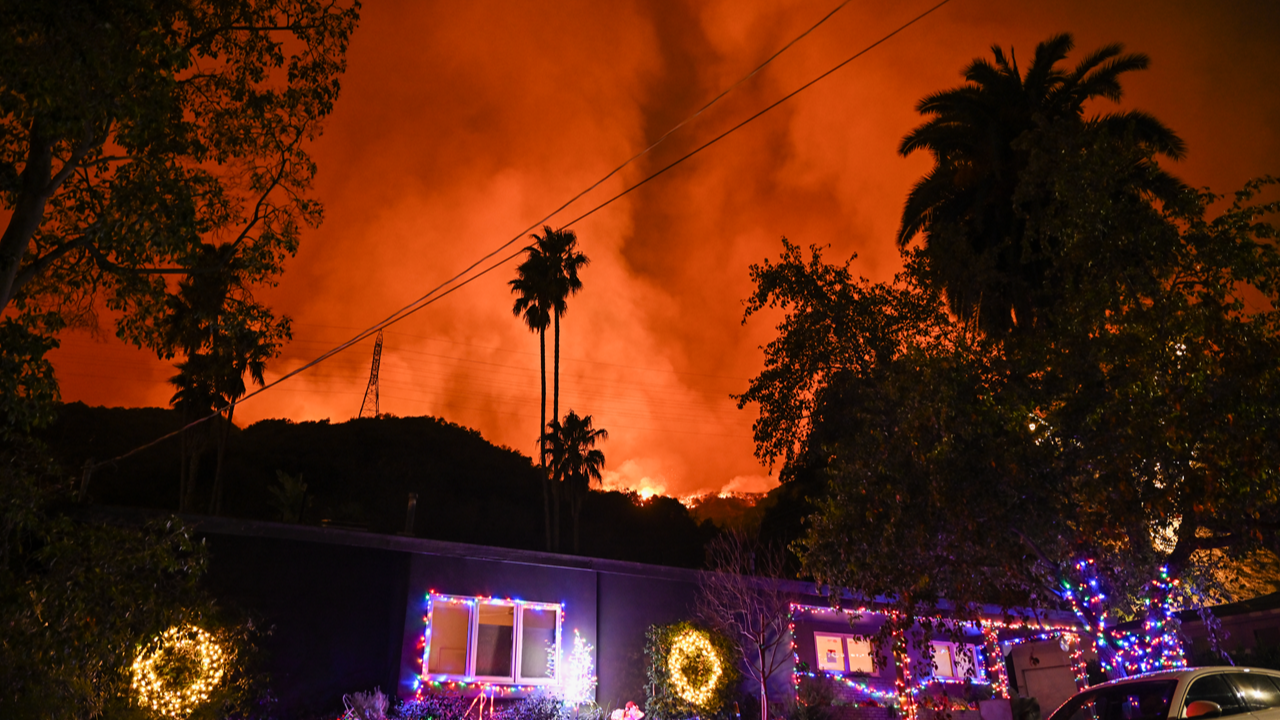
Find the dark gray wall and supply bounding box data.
[202,533,411,716]
[596,570,701,706]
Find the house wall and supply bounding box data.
[1182,608,1280,656]
[596,570,701,706]
[192,517,1082,720]
[399,552,600,699]
[201,532,412,716]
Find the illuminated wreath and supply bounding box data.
[667,628,723,707]
[131,625,228,718]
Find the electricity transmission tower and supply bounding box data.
[359,330,383,418]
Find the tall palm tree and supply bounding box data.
[510,242,555,550]
[541,227,589,445]
[545,410,607,555]
[512,226,588,552]
[897,32,1187,335]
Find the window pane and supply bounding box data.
[847,639,875,673]
[1229,673,1280,711]
[475,603,515,678]
[428,601,471,675]
[1185,674,1248,716]
[815,634,846,672]
[931,642,955,678]
[518,606,557,680]
[1048,681,1176,720]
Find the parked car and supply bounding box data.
[1047,668,1280,720]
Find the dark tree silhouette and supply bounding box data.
[161,242,289,515]
[511,239,556,550]
[545,410,607,554]
[512,226,588,552]
[540,227,589,440]
[0,1,358,393]
[897,32,1186,334]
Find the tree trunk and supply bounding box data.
[759,645,769,720]
[184,435,202,513]
[539,327,551,552]
[552,313,561,552]
[552,478,561,553]
[178,416,189,511]
[0,126,53,312]
[553,313,560,434]
[210,402,235,516]
[572,494,582,554]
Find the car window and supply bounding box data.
[1049,681,1178,720]
[1228,673,1280,711]
[1184,674,1248,716]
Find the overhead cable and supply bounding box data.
[77,0,954,488]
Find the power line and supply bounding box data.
[77,0,954,481]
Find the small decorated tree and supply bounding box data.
[645,621,739,720]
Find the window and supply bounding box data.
[1184,674,1248,717]
[424,595,561,684]
[815,633,847,672]
[1227,672,1280,711]
[927,641,980,680]
[1047,680,1177,720]
[931,642,956,678]
[847,638,875,673]
[813,632,878,674]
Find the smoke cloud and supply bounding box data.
[50,0,1280,497]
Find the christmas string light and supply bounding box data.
[667,628,724,707]
[793,671,901,704]
[893,628,919,720]
[131,625,228,718]
[982,626,1011,698]
[416,591,567,698]
[789,602,1088,710]
[562,630,597,706]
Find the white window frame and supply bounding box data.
[813,631,879,674]
[423,594,562,686]
[927,640,980,680]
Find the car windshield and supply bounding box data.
[1048,681,1179,720]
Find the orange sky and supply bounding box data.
[49,0,1280,498]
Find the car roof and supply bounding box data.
[1085,666,1280,690]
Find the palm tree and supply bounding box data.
[168,354,219,513]
[540,227,589,448]
[510,243,555,550]
[164,243,288,515]
[897,32,1187,335]
[545,410,607,554]
[512,226,588,552]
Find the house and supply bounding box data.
[190,515,1085,717]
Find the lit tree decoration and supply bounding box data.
[131,625,228,718]
[667,628,724,707]
[562,630,597,706]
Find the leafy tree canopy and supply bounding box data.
[741,117,1280,658]
[0,0,359,423]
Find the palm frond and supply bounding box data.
[1092,110,1187,160]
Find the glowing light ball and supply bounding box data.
[131,625,228,718]
[667,628,723,707]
